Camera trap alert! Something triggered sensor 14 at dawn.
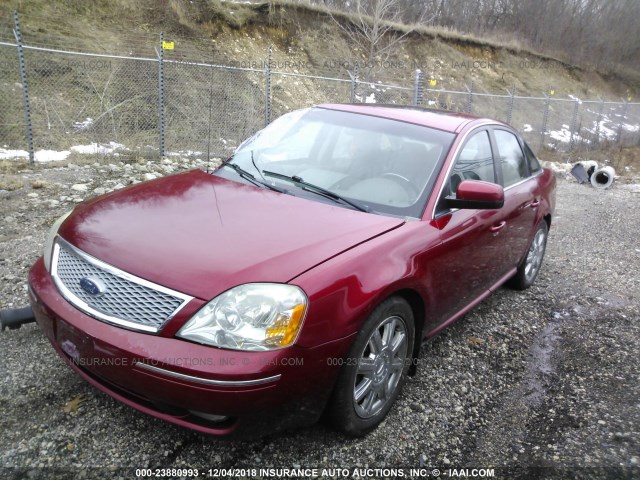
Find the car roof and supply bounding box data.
[317,103,504,133]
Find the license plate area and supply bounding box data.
[57,319,92,364]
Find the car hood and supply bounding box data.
[58,169,405,300]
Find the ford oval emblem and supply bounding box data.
[79,277,106,296]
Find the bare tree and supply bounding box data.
[327,0,430,75]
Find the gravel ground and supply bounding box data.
[0,161,639,480]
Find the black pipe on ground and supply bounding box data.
[1,306,36,331]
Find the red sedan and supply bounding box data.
[28,104,556,437]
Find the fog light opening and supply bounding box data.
[188,411,229,423]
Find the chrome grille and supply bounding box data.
[51,238,192,333]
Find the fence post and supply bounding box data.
[265,46,271,126]
[541,88,550,148]
[636,105,640,146]
[617,101,629,143]
[157,32,166,158]
[506,85,515,124]
[350,62,359,103]
[413,69,423,106]
[595,98,604,145]
[466,81,473,114]
[13,11,34,164]
[569,99,580,151]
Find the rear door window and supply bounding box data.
[494,130,529,187]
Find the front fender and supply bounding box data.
[290,221,441,348]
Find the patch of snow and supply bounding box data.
[70,142,125,155]
[547,127,590,145]
[523,124,533,133]
[73,117,94,131]
[35,150,71,162]
[1,142,125,162]
[549,127,573,143]
[588,120,617,140]
[166,150,203,157]
[0,148,72,162]
[365,93,376,104]
[0,148,29,160]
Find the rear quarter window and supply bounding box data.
[523,141,542,173]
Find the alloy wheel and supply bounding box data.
[353,315,408,419]
[524,228,547,283]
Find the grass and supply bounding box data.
[0,173,24,191]
[0,159,32,175]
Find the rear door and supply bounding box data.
[490,128,541,269]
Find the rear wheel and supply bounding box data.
[326,297,414,437]
[509,221,548,290]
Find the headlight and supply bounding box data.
[177,283,307,351]
[43,210,73,272]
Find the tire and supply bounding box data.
[326,297,415,437]
[508,221,548,290]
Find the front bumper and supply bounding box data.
[28,257,353,436]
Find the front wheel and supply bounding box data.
[325,297,415,437]
[508,221,548,290]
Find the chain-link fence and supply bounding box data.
[1,12,639,164]
[164,61,266,158]
[355,82,413,105]
[0,43,25,152]
[25,49,159,158]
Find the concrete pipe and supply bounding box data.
[590,166,616,189]
[577,160,599,180]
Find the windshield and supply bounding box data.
[218,107,455,218]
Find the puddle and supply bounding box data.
[522,311,566,407]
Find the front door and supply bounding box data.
[428,129,511,325]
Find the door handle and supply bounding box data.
[490,221,506,233]
[529,200,540,208]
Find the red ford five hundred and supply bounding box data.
[29,105,556,437]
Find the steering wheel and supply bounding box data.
[463,171,481,181]
[381,173,420,197]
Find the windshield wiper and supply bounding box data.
[222,163,286,193]
[262,170,369,213]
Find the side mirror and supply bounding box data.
[444,180,504,210]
